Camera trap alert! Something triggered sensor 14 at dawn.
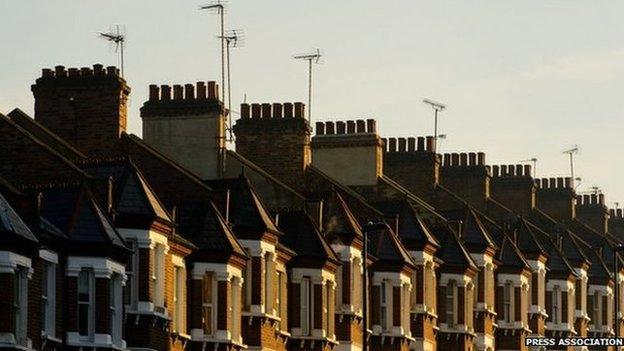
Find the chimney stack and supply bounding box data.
[534,177,576,222]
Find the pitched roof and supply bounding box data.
[497,234,531,270]
[433,224,477,269]
[374,199,440,250]
[0,191,39,244]
[7,108,86,160]
[443,207,497,251]
[367,224,415,268]
[206,175,282,239]
[278,210,340,265]
[319,190,363,246]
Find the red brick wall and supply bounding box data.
[31,65,130,157]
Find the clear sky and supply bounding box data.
[1,1,623,206]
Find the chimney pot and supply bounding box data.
[356,120,365,133]
[590,194,597,205]
[196,82,207,99]
[524,165,531,177]
[407,137,416,151]
[477,152,485,165]
[149,85,160,101]
[262,103,272,118]
[251,103,261,118]
[398,138,406,152]
[346,120,356,133]
[173,85,183,100]
[273,103,283,118]
[468,152,476,166]
[549,178,556,189]
[240,103,250,118]
[207,81,218,100]
[388,138,397,152]
[443,153,451,166]
[294,102,305,118]
[417,137,425,151]
[618,209,623,217]
[611,209,616,217]
[80,67,93,77]
[514,164,522,176]
[366,119,376,133]
[564,177,572,188]
[501,165,508,176]
[425,136,435,152]
[508,165,515,176]
[326,121,335,134]
[459,153,468,166]
[42,68,54,78]
[598,193,604,205]
[556,177,564,188]
[55,65,67,77]
[106,66,118,76]
[336,121,346,134]
[160,85,171,100]
[451,153,460,166]
[185,84,195,100]
[283,103,294,117]
[316,122,325,135]
[93,64,104,76]
[492,165,500,177]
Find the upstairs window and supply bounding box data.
[445,280,457,328]
[153,244,165,311]
[173,266,186,334]
[276,271,283,329]
[42,261,56,337]
[124,239,138,309]
[593,291,602,327]
[301,277,311,336]
[504,282,513,323]
[552,286,560,324]
[78,269,95,338]
[110,274,123,345]
[14,266,28,346]
[380,281,388,330]
[202,272,215,335]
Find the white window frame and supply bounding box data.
[124,239,139,310]
[110,273,123,346]
[276,271,283,329]
[77,269,95,339]
[380,281,388,331]
[504,281,513,323]
[202,272,216,336]
[173,266,186,334]
[41,260,56,337]
[552,286,561,324]
[352,258,362,314]
[301,277,311,336]
[446,280,456,328]
[243,248,252,310]
[231,277,242,342]
[153,244,165,311]
[594,291,602,327]
[14,266,29,346]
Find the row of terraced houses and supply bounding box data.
[1,64,624,351]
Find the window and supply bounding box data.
[504,282,513,323]
[264,253,273,314]
[473,272,479,309]
[42,261,56,337]
[202,273,214,335]
[124,239,138,309]
[110,274,123,345]
[153,244,165,311]
[380,281,388,330]
[78,269,94,338]
[231,277,241,341]
[242,250,251,309]
[276,272,283,329]
[446,281,456,328]
[552,286,560,324]
[352,258,362,313]
[593,291,601,327]
[301,277,311,336]
[14,266,28,346]
[173,266,185,333]
[325,282,332,333]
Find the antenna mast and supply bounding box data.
[563,145,579,182]
[422,98,446,152]
[294,48,323,124]
[99,25,126,77]
[200,1,226,106]
[219,29,245,141]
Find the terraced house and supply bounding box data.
[1,63,624,351]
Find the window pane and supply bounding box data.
[78,271,89,302]
[203,273,213,302]
[78,304,89,335]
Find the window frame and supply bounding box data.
[77,269,95,339]
[301,277,311,336]
[124,239,139,309]
[153,244,165,311]
[14,266,29,346]
[552,286,561,325]
[445,280,456,328]
[109,273,123,345]
[202,272,215,336]
[41,260,56,337]
[504,281,513,323]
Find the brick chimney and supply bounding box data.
[31,64,131,156]
[310,119,383,186]
[233,102,311,190]
[440,152,490,207]
[383,136,440,195]
[609,209,624,242]
[534,177,576,222]
[576,193,609,234]
[489,164,536,216]
[140,81,225,180]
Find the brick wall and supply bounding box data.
[31,65,130,157]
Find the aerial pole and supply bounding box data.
[563,146,579,183]
[423,99,446,152]
[99,25,126,77]
[200,1,226,104]
[294,48,323,124]
[219,29,244,141]
[520,158,538,177]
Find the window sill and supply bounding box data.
[41,333,63,344]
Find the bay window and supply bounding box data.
[301,277,311,336]
[41,261,56,337]
[202,272,215,335]
[380,281,388,330]
[504,282,513,323]
[78,269,95,338]
[173,266,186,334]
[124,239,138,309]
[552,286,561,324]
[153,244,165,312]
[14,266,28,346]
[110,273,123,345]
[445,280,457,328]
[593,291,602,327]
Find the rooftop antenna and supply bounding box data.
[293,48,323,124]
[422,98,446,152]
[219,29,245,142]
[200,1,226,106]
[99,25,126,77]
[590,186,601,194]
[437,134,447,152]
[520,158,538,177]
[615,202,620,210]
[563,145,579,181]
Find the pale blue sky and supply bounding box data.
[1,1,623,206]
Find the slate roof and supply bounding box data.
[374,199,440,251]
[496,234,531,270]
[278,210,340,265]
[433,224,477,269]
[443,207,497,251]
[367,223,415,268]
[319,189,363,246]
[206,175,282,239]
[0,191,39,243]
[40,184,128,252]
